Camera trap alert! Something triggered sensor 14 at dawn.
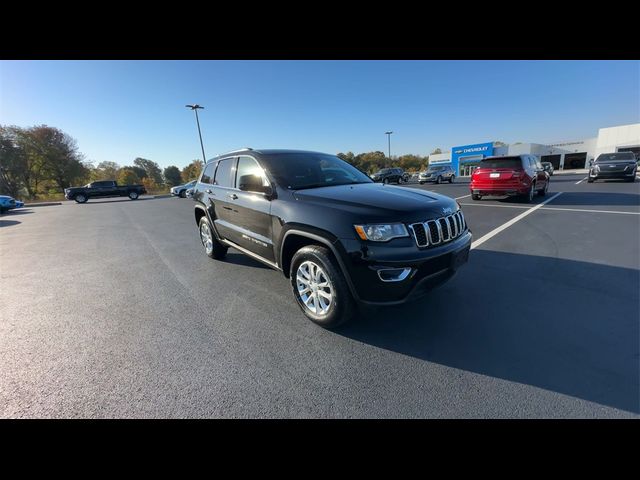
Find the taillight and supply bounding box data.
[511,170,524,179]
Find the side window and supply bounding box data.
[214,158,235,188]
[236,156,269,190]
[200,163,215,184]
[535,158,543,169]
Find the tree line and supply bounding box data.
[337,149,442,174]
[0,125,203,199]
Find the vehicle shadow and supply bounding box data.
[0,219,21,227]
[2,209,33,216]
[75,198,155,205]
[337,250,640,414]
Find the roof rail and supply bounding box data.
[219,147,253,156]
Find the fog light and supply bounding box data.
[377,267,412,282]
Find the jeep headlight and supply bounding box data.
[354,223,409,242]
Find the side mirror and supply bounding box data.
[238,174,272,195]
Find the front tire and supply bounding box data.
[290,245,355,329]
[74,194,88,203]
[419,181,425,185]
[587,177,594,183]
[179,190,186,198]
[449,175,455,183]
[436,176,442,184]
[198,216,228,260]
[472,194,481,201]
[383,178,390,184]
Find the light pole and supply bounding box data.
[186,104,207,163]
[385,131,393,160]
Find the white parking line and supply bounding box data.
[455,194,471,200]
[461,202,640,215]
[540,206,640,215]
[470,192,563,250]
[575,177,588,184]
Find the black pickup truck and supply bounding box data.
[64,181,147,203]
[193,149,471,328]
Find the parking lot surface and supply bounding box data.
[1,174,638,418]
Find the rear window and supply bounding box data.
[479,157,523,169]
[596,152,636,162]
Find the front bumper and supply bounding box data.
[337,231,472,305]
[589,170,636,179]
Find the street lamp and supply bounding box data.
[186,104,207,164]
[385,131,393,160]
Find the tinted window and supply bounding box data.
[200,163,215,184]
[235,156,269,189]
[596,152,636,162]
[214,158,235,188]
[480,157,523,169]
[528,156,537,168]
[260,153,373,190]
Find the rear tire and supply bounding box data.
[383,178,390,184]
[538,180,549,196]
[472,194,481,201]
[587,177,594,183]
[436,176,442,184]
[419,181,425,185]
[198,216,228,260]
[290,245,355,329]
[449,175,455,183]
[128,191,139,200]
[522,184,535,203]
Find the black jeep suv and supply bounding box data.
[371,167,406,184]
[193,149,472,328]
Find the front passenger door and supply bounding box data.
[229,156,275,261]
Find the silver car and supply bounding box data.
[170,180,196,198]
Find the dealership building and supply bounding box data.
[429,123,640,176]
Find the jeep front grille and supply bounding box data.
[408,211,467,248]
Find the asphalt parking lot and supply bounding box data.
[1,173,638,418]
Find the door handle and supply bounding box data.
[228,193,238,200]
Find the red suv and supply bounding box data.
[470,155,549,203]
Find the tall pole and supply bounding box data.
[186,104,207,163]
[385,131,393,160]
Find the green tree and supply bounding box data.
[117,167,141,186]
[134,158,163,185]
[93,161,120,181]
[181,159,204,182]
[494,141,507,147]
[23,125,89,192]
[430,148,443,155]
[163,166,182,186]
[0,126,27,198]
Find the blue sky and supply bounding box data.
[1,60,638,170]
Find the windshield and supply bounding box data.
[595,152,636,162]
[375,169,391,175]
[260,152,374,190]
[479,157,522,169]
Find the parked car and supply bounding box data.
[588,152,637,183]
[192,148,471,328]
[469,155,549,203]
[370,168,406,184]
[0,195,19,213]
[64,181,147,203]
[541,162,554,175]
[171,180,197,198]
[419,165,456,184]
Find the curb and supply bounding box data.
[23,202,62,207]
[152,194,172,199]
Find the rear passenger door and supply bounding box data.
[208,157,238,241]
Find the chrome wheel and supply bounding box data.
[129,191,138,199]
[200,222,213,255]
[76,194,86,203]
[296,260,333,316]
